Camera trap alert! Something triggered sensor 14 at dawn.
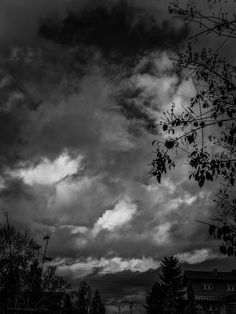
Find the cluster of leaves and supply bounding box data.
[152,43,236,188]
[207,191,236,256]
[209,223,236,256]
[151,0,236,256]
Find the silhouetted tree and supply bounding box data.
[71,281,92,314]
[0,215,69,312]
[0,215,39,310]
[160,256,184,314]
[162,283,179,314]
[151,0,236,256]
[89,289,106,314]
[145,256,184,314]
[145,281,164,314]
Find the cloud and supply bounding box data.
[12,152,82,185]
[0,0,78,47]
[59,224,88,234]
[93,198,137,235]
[176,249,220,265]
[0,1,230,302]
[39,0,188,59]
[56,256,160,279]
[152,222,172,245]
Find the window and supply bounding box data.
[226,284,236,291]
[202,283,214,290]
[207,304,218,312]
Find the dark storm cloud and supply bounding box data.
[86,269,158,301]
[0,177,33,201]
[39,0,188,60]
[0,65,39,171]
[0,0,187,174]
[0,0,80,49]
[0,0,232,305]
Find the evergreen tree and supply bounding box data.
[71,281,92,314]
[159,256,184,314]
[145,281,164,314]
[89,289,105,314]
[162,283,179,314]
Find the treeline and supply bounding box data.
[0,216,199,314]
[145,256,196,314]
[0,215,105,314]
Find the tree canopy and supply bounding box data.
[145,256,185,314]
[151,0,236,256]
[0,215,69,313]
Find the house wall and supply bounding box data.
[191,280,236,298]
[220,303,236,314]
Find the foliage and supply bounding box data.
[145,281,164,314]
[151,0,236,255]
[70,282,106,314]
[89,289,106,314]
[160,256,184,298]
[160,256,184,314]
[145,256,184,314]
[71,281,92,314]
[0,215,69,312]
[0,216,106,313]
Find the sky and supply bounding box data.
[0,0,235,311]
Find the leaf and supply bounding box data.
[227,109,233,118]
[217,228,223,239]
[165,140,175,149]
[222,226,231,234]
[199,176,205,187]
[187,134,195,144]
[163,124,168,131]
[227,246,234,256]
[219,245,227,255]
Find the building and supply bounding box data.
[184,269,236,313]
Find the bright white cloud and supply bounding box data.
[176,249,220,264]
[59,224,88,234]
[99,256,160,274]
[93,198,137,235]
[13,152,82,185]
[56,256,160,278]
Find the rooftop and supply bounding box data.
[184,269,236,281]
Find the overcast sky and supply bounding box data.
[0,0,235,310]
